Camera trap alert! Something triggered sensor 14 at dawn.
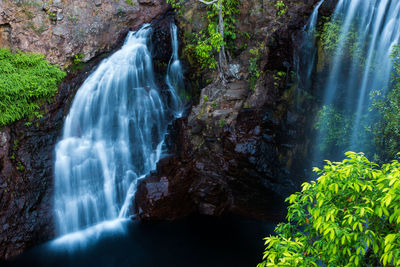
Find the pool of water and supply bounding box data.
[6,215,274,267]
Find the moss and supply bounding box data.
[0,48,66,127]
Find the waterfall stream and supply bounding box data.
[299,0,400,162]
[295,0,325,108]
[54,23,183,236]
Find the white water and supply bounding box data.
[294,0,325,108]
[300,0,400,160]
[326,0,400,147]
[166,23,185,117]
[54,23,183,235]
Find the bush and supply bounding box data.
[258,152,400,266]
[0,48,66,127]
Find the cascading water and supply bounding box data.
[294,0,325,108]
[299,0,400,163]
[54,23,183,236]
[166,23,185,117]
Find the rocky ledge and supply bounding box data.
[135,0,336,221]
[0,0,168,66]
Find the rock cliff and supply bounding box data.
[0,0,169,259]
[135,0,332,220]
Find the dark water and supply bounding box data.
[5,215,274,267]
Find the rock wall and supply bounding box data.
[0,0,170,259]
[0,0,168,66]
[135,0,329,221]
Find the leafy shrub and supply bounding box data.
[0,48,66,127]
[258,152,400,266]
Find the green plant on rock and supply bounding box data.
[249,48,261,91]
[0,48,66,127]
[274,0,287,17]
[218,118,226,128]
[258,152,400,267]
[71,53,85,71]
[16,162,25,172]
[47,10,57,21]
[166,0,185,15]
[167,0,239,80]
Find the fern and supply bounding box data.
[0,48,66,127]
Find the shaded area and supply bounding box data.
[6,215,274,267]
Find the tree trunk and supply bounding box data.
[218,0,228,85]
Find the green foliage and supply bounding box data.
[273,70,286,87]
[166,0,184,14]
[67,14,79,24]
[73,53,84,64]
[0,48,66,127]
[125,0,134,5]
[319,19,342,54]
[16,162,25,172]
[194,24,224,69]
[218,118,226,128]
[117,8,125,16]
[47,10,57,21]
[205,0,240,52]
[318,16,362,61]
[259,152,400,267]
[249,48,261,91]
[371,45,400,161]
[70,53,86,71]
[314,105,353,153]
[167,0,240,70]
[274,0,287,16]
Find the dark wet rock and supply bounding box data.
[135,0,334,222]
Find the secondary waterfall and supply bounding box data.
[299,0,400,162]
[54,23,183,235]
[166,23,185,117]
[294,0,325,108]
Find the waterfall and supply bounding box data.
[166,23,185,117]
[294,0,325,108]
[54,23,183,235]
[300,0,400,162]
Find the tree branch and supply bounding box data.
[197,0,218,5]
